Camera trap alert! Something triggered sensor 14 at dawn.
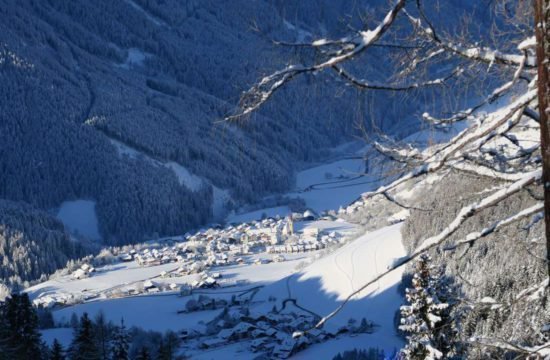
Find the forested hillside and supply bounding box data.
[0,0,410,247]
[0,200,85,288]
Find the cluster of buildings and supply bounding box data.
[120,210,338,275]
[182,305,371,359]
[35,210,348,308]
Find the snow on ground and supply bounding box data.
[171,223,405,359]
[290,157,385,214]
[212,186,231,221]
[166,161,204,191]
[46,253,312,332]
[55,295,220,333]
[56,200,101,241]
[41,328,73,348]
[293,219,357,234]
[227,206,291,224]
[254,224,406,343]
[122,0,166,26]
[226,156,375,223]
[120,48,148,69]
[110,138,141,159]
[39,222,405,357]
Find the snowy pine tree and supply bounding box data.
[69,313,100,360]
[0,293,43,360]
[399,254,451,359]
[110,319,130,360]
[50,339,65,360]
[134,346,150,360]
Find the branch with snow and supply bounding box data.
[407,3,536,68]
[294,170,542,336]
[331,64,463,91]
[422,53,531,125]
[444,203,544,251]
[224,0,406,120]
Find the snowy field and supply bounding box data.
[33,219,407,358]
[56,200,101,241]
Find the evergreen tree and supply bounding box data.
[110,319,130,360]
[69,313,100,360]
[50,339,65,360]
[94,311,111,360]
[156,339,168,360]
[399,254,452,359]
[135,346,150,360]
[155,331,180,360]
[0,293,43,359]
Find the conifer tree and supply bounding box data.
[69,313,100,360]
[50,339,65,360]
[94,311,111,360]
[399,254,452,360]
[0,293,43,359]
[135,346,150,360]
[110,319,130,360]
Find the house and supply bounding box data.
[199,337,226,349]
[179,329,200,340]
[217,328,234,340]
[143,280,156,290]
[254,258,271,265]
[250,338,271,352]
[272,339,295,359]
[72,268,87,280]
[230,322,256,339]
[198,277,218,289]
[147,287,160,294]
[302,227,319,239]
[303,209,317,221]
[119,253,133,262]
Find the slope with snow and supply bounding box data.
[56,200,101,241]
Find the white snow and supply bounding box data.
[212,186,231,221]
[109,138,140,159]
[56,200,101,241]
[166,161,204,191]
[227,206,291,224]
[41,328,73,348]
[122,48,147,69]
[123,0,165,26]
[253,224,406,353]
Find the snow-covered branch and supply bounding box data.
[225,0,406,120]
[444,203,544,251]
[332,64,462,91]
[407,4,536,68]
[422,54,530,125]
[469,337,550,357]
[296,170,541,336]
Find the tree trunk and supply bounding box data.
[534,0,550,277]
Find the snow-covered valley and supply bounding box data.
[2,1,549,359]
[28,143,413,359]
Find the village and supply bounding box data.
[32,209,353,308]
[30,209,372,358]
